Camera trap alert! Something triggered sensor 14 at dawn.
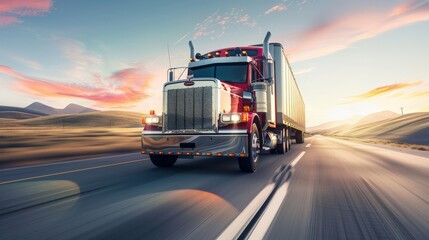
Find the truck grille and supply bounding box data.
[166,87,214,131]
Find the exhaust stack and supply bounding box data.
[189,41,195,59]
[263,31,271,59]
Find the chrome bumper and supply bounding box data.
[141,133,248,157]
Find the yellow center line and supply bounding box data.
[0,158,148,185]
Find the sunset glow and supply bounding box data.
[0,0,428,126]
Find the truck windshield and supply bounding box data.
[189,63,247,83]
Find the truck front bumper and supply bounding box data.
[141,133,249,157]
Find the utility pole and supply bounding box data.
[401,107,404,115]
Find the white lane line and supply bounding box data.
[0,159,147,185]
[248,151,306,239]
[290,151,305,168]
[306,143,311,148]
[217,151,306,240]
[248,182,290,240]
[0,152,142,172]
[217,183,276,240]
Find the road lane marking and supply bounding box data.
[290,151,305,168]
[248,151,305,239]
[0,152,142,172]
[0,159,147,185]
[306,143,311,148]
[217,183,276,240]
[248,182,290,240]
[218,151,306,239]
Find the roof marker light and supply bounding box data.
[215,52,220,57]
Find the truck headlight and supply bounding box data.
[221,113,242,123]
[144,116,162,125]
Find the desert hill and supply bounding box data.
[25,102,98,115]
[18,111,146,128]
[326,112,429,145]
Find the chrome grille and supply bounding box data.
[166,86,213,131]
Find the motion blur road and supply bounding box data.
[0,136,428,240]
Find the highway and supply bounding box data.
[0,136,428,240]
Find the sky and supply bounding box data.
[0,0,428,127]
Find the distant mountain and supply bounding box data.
[62,103,98,114]
[0,106,46,116]
[307,115,362,133]
[354,111,399,127]
[26,102,60,115]
[25,102,98,115]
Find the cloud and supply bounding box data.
[294,67,315,75]
[265,4,287,14]
[174,32,190,45]
[350,81,422,100]
[287,1,429,62]
[54,37,103,83]
[0,65,154,107]
[194,8,256,39]
[0,15,21,26]
[0,0,52,27]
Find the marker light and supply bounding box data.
[225,51,229,57]
[150,110,155,115]
[189,57,195,62]
[241,112,249,122]
[242,50,247,56]
[207,53,213,58]
[243,105,251,112]
[215,52,220,57]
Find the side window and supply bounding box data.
[251,67,256,82]
[251,65,262,82]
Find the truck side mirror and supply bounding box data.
[242,91,252,100]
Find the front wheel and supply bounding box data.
[238,123,261,173]
[150,155,178,168]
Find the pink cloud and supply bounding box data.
[286,1,429,62]
[0,0,51,15]
[0,0,52,27]
[265,4,287,14]
[0,15,21,26]
[0,65,154,107]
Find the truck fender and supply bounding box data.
[246,113,262,137]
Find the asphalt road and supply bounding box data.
[0,136,428,240]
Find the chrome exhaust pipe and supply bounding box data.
[189,40,195,59]
[263,31,271,59]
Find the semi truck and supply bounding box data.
[141,32,305,172]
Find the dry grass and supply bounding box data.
[331,136,429,151]
[0,127,142,168]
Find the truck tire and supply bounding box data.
[277,128,289,154]
[295,130,304,144]
[150,155,178,168]
[238,123,261,173]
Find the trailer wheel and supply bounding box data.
[150,155,178,168]
[295,130,304,144]
[238,123,261,173]
[277,128,290,154]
